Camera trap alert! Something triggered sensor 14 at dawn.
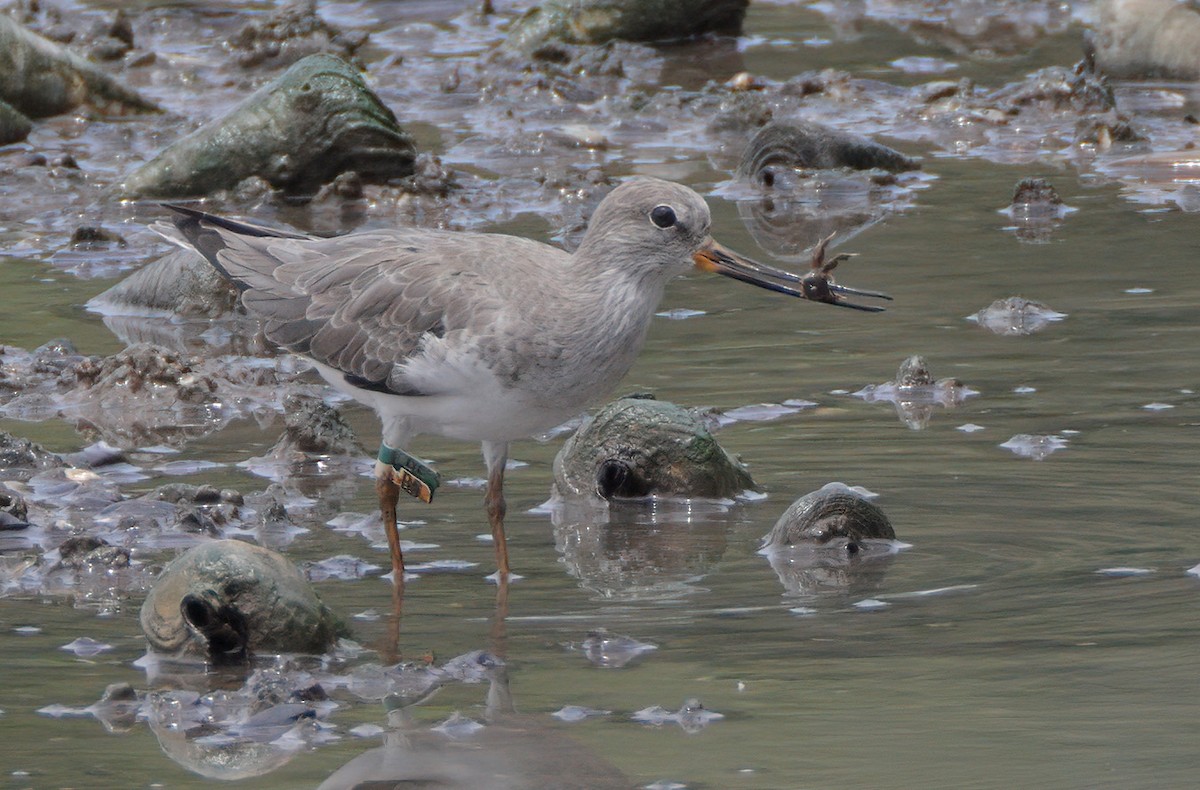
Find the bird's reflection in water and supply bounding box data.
[319,662,629,790]
[550,497,735,602]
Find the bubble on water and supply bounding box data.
[60,637,114,656]
[552,705,611,722]
[655,308,706,320]
[1095,567,1154,577]
[432,712,484,739]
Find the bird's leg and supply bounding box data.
[376,441,441,585]
[482,441,511,584]
[375,472,405,583]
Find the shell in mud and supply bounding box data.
[762,487,895,548]
[88,249,240,320]
[504,0,748,52]
[553,397,756,500]
[738,121,920,185]
[0,15,159,118]
[140,539,347,659]
[0,99,32,145]
[117,54,416,198]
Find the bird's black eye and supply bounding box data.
[649,204,676,229]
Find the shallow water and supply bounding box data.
[3,1,1200,788]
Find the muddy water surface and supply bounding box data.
[2,1,1199,788]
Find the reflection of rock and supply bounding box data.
[760,484,900,597]
[553,502,729,601]
[147,665,332,780]
[553,396,755,500]
[1088,0,1200,80]
[733,121,918,260]
[0,15,159,118]
[735,187,888,261]
[319,663,630,790]
[966,296,1066,336]
[140,540,347,661]
[504,0,748,53]
[853,355,977,430]
[116,54,415,198]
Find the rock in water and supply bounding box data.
[140,540,347,660]
[504,0,749,53]
[0,15,159,118]
[116,54,415,198]
[553,396,755,499]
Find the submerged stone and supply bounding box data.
[504,0,748,53]
[853,355,977,430]
[117,54,416,198]
[966,296,1067,336]
[553,396,755,500]
[0,15,159,118]
[140,540,347,660]
[0,431,65,481]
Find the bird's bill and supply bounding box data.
[692,238,891,312]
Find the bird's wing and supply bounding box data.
[163,206,561,396]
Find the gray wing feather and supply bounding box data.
[168,209,561,396]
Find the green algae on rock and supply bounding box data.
[140,540,347,660]
[116,54,415,198]
[0,15,159,119]
[553,396,756,500]
[504,0,749,53]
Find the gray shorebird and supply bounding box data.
[156,177,889,585]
